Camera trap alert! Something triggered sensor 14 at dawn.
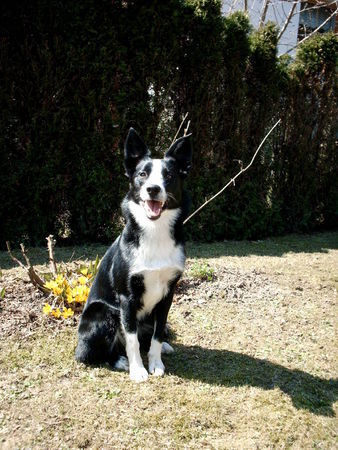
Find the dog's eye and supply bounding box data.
[165,172,173,181]
[138,171,147,178]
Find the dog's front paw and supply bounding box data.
[148,358,165,377]
[129,365,148,382]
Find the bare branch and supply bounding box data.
[6,241,49,293]
[183,119,281,225]
[171,112,189,146]
[46,235,58,277]
[20,243,31,267]
[277,2,297,41]
[184,120,191,136]
[6,241,26,269]
[259,0,271,28]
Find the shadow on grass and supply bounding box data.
[187,231,338,259]
[166,344,338,417]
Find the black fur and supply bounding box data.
[75,128,192,378]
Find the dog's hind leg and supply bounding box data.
[114,356,129,371]
[162,342,174,354]
[75,300,119,365]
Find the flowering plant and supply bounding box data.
[42,256,100,320]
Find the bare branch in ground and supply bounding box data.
[171,112,189,145]
[6,242,26,270]
[46,235,58,277]
[6,241,49,294]
[183,119,281,225]
[184,120,191,137]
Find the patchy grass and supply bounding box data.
[0,232,337,448]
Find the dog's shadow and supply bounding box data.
[164,344,337,417]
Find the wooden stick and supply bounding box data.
[184,120,191,137]
[6,241,49,293]
[171,112,189,145]
[46,235,58,277]
[6,241,26,269]
[183,119,281,225]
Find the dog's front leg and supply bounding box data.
[148,287,176,377]
[120,291,148,383]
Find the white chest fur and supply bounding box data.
[128,201,185,319]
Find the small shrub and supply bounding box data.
[189,261,215,281]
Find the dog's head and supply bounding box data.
[124,128,192,220]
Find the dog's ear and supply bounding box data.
[124,128,151,177]
[165,134,192,177]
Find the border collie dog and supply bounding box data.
[75,128,192,381]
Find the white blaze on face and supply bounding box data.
[139,159,167,220]
[140,159,166,202]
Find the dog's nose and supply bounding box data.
[146,185,161,196]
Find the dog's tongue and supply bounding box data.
[145,200,162,219]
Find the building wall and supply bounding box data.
[222,0,300,56]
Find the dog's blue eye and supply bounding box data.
[139,171,147,178]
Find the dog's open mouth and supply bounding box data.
[142,200,165,220]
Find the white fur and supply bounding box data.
[123,331,148,382]
[114,356,129,371]
[148,339,165,376]
[128,200,185,320]
[128,201,185,273]
[140,159,166,202]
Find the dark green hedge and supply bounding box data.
[0,0,337,246]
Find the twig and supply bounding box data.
[183,119,281,225]
[6,241,49,293]
[171,112,189,145]
[277,2,297,42]
[259,0,271,28]
[6,242,26,269]
[184,120,191,137]
[46,235,58,277]
[20,243,31,267]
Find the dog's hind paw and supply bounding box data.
[129,365,148,382]
[162,342,174,354]
[114,356,129,372]
[149,358,165,377]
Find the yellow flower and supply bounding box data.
[62,307,74,319]
[51,308,61,319]
[44,280,58,291]
[66,287,74,304]
[80,268,88,276]
[55,274,65,284]
[78,276,88,285]
[72,285,89,304]
[53,286,64,296]
[43,303,53,315]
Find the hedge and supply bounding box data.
[0,0,337,246]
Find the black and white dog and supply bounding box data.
[75,128,192,381]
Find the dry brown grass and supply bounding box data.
[0,232,337,449]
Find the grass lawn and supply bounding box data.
[0,232,337,449]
